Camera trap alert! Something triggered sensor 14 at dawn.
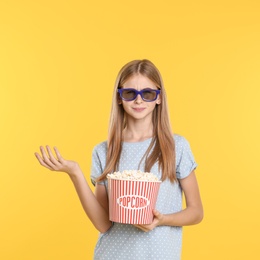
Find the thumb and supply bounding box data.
[153,209,164,223]
[153,209,161,216]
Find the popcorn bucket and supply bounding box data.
[108,178,161,224]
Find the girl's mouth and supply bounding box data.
[132,108,145,112]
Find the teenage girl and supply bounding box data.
[35,59,203,260]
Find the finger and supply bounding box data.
[139,227,149,232]
[40,146,57,169]
[53,146,65,163]
[133,224,142,230]
[46,145,61,166]
[35,152,53,170]
[134,224,148,232]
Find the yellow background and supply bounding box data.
[1,0,259,259]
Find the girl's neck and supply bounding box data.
[122,122,154,143]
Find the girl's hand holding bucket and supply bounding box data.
[134,209,164,232]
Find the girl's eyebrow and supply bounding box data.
[123,87,157,90]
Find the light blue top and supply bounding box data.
[90,134,197,260]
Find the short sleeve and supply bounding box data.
[90,142,107,186]
[175,135,197,179]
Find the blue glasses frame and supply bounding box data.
[117,88,160,102]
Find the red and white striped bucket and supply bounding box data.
[108,178,161,224]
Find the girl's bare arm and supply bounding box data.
[35,146,112,233]
[135,171,203,232]
[162,170,204,226]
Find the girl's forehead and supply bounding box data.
[123,74,156,88]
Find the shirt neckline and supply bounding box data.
[122,137,153,145]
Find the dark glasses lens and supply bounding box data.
[118,88,160,102]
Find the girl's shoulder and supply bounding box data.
[173,133,193,150]
[92,140,107,154]
[173,133,187,143]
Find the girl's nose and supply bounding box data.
[134,94,143,103]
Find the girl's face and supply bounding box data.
[120,74,161,122]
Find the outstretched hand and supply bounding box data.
[35,146,80,176]
[134,209,164,232]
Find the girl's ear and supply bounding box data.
[117,93,122,104]
[156,97,161,104]
[118,97,122,104]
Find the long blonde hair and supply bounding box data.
[97,59,176,182]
